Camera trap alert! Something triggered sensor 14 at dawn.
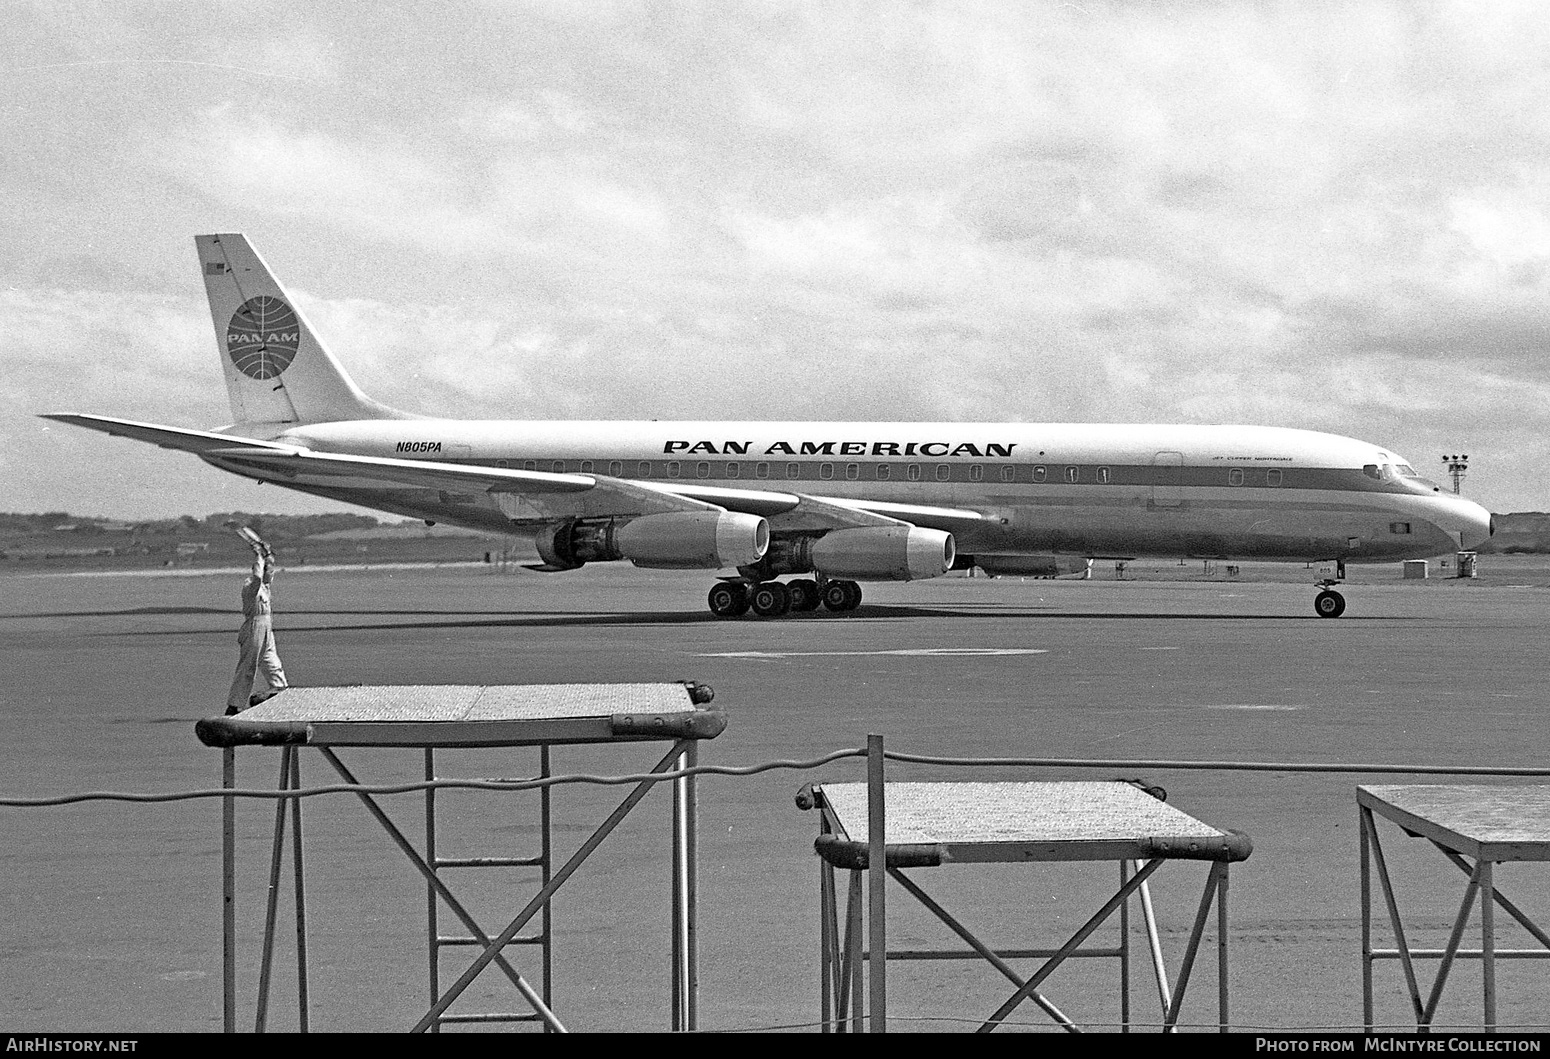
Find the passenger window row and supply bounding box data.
[497,461,1288,487]
[509,461,1032,481]
[1228,468,1284,487]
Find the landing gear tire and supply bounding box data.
[787,579,820,612]
[750,580,792,618]
[1314,589,1346,618]
[707,582,750,618]
[821,579,862,612]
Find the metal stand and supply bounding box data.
[1360,784,1550,1033]
[222,746,311,1033]
[423,745,552,1031]
[205,683,722,1032]
[800,750,1251,1032]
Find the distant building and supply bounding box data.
[176,542,210,556]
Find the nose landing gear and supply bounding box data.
[1313,559,1348,618]
[1314,586,1346,618]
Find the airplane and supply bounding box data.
[43,234,1494,619]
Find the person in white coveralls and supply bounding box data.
[224,523,288,715]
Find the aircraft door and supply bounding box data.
[1151,451,1183,508]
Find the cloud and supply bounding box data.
[7,2,1550,515]
[150,107,490,251]
[1449,190,1550,284]
[0,288,214,410]
[2,286,252,518]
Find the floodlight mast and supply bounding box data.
[1441,454,1469,495]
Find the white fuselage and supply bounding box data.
[223,418,1494,565]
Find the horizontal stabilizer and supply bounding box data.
[39,414,297,456]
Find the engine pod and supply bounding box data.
[615,511,770,569]
[808,526,955,581]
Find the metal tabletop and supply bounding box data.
[1358,784,1550,862]
[815,780,1250,865]
[196,681,722,748]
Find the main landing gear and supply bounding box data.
[707,578,862,619]
[1313,559,1348,619]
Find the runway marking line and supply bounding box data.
[1201,704,1306,711]
[699,648,1050,659]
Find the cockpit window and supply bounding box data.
[1396,464,1418,477]
[1362,464,1382,480]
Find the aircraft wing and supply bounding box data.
[220,448,972,532]
[44,413,999,534]
[42,414,720,523]
[648,483,892,529]
[198,446,722,520]
[810,497,996,534]
[657,483,994,533]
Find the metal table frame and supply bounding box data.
[800,773,1252,1033]
[196,682,723,1033]
[1359,784,1550,1034]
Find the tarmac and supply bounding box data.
[3,557,1550,1033]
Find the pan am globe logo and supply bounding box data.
[226,296,300,380]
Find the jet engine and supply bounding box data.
[534,512,769,571]
[807,526,954,581]
[617,511,769,569]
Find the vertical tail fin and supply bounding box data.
[196,234,408,425]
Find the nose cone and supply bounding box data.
[1456,499,1494,551]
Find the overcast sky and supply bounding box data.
[5,1,1549,517]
